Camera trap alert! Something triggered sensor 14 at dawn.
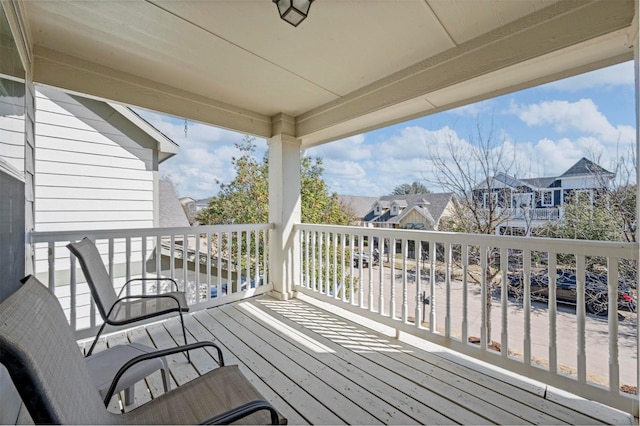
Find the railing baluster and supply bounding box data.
[69,252,77,332]
[445,242,452,338]
[500,247,508,358]
[325,232,330,296]
[183,233,189,295]
[462,244,468,343]
[47,242,55,291]
[341,232,347,302]
[548,252,558,374]
[390,237,396,319]
[523,248,531,365]
[141,237,147,294]
[429,240,436,333]
[170,234,175,281]
[319,232,325,295]
[125,237,131,295]
[415,240,421,328]
[207,232,212,297]
[358,235,364,308]
[402,238,408,323]
[368,234,374,312]
[227,232,232,295]
[236,230,242,293]
[156,235,161,295]
[349,233,355,305]
[379,234,385,315]
[245,229,250,292]
[251,230,257,286]
[480,244,487,350]
[576,254,587,384]
[311,231,317,292]
[608,257,620,393]
[195,233,201,303]
[333,232,337,298]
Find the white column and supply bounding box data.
[268,133,301,300]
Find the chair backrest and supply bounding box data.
[0,276,114,424]
[67,238,118,320]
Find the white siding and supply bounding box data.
[34,89,157,232]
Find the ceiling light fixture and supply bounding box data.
[273,0,314,27]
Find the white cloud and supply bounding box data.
[510,98,634,146]
[134,108,266,199]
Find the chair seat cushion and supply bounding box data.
[122,365,286,425]
[109,291,189,324]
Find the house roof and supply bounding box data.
[482,158,615,191]
[20,1,634,149]
[337,195,379,220]
[559,157,615,178]
[521,177,557,188]
[37,86,179,163]
[159,180,190,228]
[363,193,455,228]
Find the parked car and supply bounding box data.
[506,269,636,315]
[353,248,379,268]
[210,276,263,298]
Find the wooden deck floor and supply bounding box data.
[86,295,633,425]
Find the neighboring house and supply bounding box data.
[33,86,178,278]
[472,157,615,234]
[363,193,456,230]
[34,86,178,232]
[338,195,379,226]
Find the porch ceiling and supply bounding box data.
[22,0,635,148]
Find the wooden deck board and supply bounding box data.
[84,295,633,425]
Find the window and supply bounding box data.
[483,192,498,208]
[541,190,553,206]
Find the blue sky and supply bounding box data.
[136,60,636,200]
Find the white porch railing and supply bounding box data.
[294,224,639,415]
[30,224,272,339]
[496,207,563,220]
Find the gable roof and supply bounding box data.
[159,180,190,228]
[560,157,614,178]
[337,195,379,220]
[362,192,455,228]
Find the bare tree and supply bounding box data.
[425,117,521,344]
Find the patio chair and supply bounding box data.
[67,237,190,360]
[0,275,285,425]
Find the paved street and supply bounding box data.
[350,264,638,391]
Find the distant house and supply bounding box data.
[472,157,615,234]
[180,197,212,225]
[362,193,457,230]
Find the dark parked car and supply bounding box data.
[506,269,636,315]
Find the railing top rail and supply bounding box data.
[30,223,274,243]
[294,223,638,259]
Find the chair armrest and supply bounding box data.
[201,400,281,425]
[117,277,180,297]
[105,294,182,322]
[103,341,225,405]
